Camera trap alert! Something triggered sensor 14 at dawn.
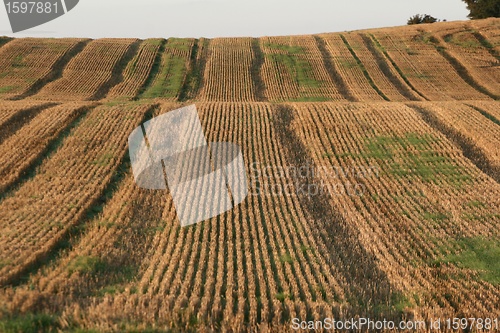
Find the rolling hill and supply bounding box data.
[0,18,499,332]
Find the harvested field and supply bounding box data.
[0,18,499,332]
[0,38,87,99]
[32,39,139,101]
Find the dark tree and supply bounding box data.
[463,0,500,19]
[407,14,438,25]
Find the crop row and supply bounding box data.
[0,102,154,286]
[0,100,52,130]
[0,21,498,103]
[3,103,347,331]
[291,102,500,317]
[33,39,138,101]
[0,38,85,99]
[0,102,91,193]
[320,34,386,101]
[340,33,422,101]
[372,28,492,101]
[199,38,257,101]
[468,100,500,120]
[0,101,498,330]
[471,18,500,55]
[259,36,349,101]
[139,38,195,100]
[428,27,500,97]
[414,101,500,180]
[107,39,163,99]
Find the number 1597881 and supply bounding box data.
[5,2,59,14]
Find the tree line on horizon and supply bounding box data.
[408,0,500,25]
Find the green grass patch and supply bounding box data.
[337,58,360,69]
[390,293,414,313]
[466,200,486,208]
[289,96,331,102]
[141,54,188,98]
[267,53,321,89]
[264,43,304,54]
[423,211,450,224]
[323,152,333,158]
[440,237,500,285]
[300,245,312,253]
[167,37,193,52]
[414,32,434,45]
[12,54,25,68]
[141,38,192,99]
[275,292,293,302]
[0,86,16,94]
[390,151,470,184]
[96,284,131,297]
[92,152,114,166]
[67,256,107,276]
[368,292,415,315]
[0,313,59,333]
[444,33,482,48]
[143,38,163,47]
[96,220,116,228]
[279,253,294,263]
[462,212,499,221]
[179,39,206,101]
[365,133,431,156]
[265,43,323,90]
[363,133,471,185]
[97,284,125,296]
[407,72,431,80]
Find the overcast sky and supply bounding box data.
[1,0,470,38]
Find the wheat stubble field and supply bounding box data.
[0,18,499,332]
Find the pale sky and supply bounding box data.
[0,0,470,38]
